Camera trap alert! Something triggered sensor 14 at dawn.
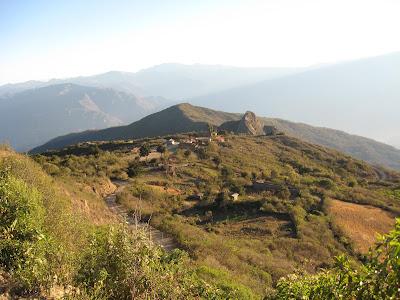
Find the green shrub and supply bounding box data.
[196,148,209,160]
[127,161,142,178]
[317,178,335,190]
[196,265,257,299]
[277,185,291,200]
[183,149,191,157]
[42,162,61,176]
[0,169,53,291]
[75,226,241,299]
[220,166,233,179]
[139,144,150,158]
[289,205,306,237]
[156,145,166,154]
[75,226,138,299]
[261,196,290,214]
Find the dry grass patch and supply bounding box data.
[147,184,181,195]
[139,152,161,161]
[215,216,292,238]
[329,199,395,253]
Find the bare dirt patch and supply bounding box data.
[329,199,395,253]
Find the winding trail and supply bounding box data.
[105,180,178,252]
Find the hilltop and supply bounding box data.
[32,103,400,170]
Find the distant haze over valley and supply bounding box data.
[0,64,305,151]
[0,64,304,99]
[190,52,400,149]
[1,51,400,153]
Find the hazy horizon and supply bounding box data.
[2,0,400,85]
[1,1,400,152]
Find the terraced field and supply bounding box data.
[329,199,395,253]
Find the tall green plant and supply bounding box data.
[0,169,53,292]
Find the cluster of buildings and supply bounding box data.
[165,135,225,150]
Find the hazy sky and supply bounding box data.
[1,0,400,84]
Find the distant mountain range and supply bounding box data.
[0,64,303,99]
[31,103,400,171]
[0,84,163,151]
[2,52,400,153]
[0,64,304,151]
[191,52,400,148]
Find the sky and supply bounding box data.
[1,0,400,84]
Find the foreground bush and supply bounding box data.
[272,218,400,299]
[75,225,246,299]
[1,151,243,299]
[0,168,53,292]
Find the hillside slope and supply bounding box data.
[0,147,244,299]
[192,51,400,148]
[31,104,400,170]
[34,133,400,297]
[0,83,161,151]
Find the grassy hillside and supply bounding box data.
[260,118,400,171]
[273,218,400,299]
[0,145,248,299]
[33,133,400,298]
[32,103,400,171]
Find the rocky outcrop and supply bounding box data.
[264,125,279,136]
[236,111,265,135]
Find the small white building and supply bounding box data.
[166,138,180,146]
[230,193,239,201]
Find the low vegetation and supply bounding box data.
[272,218,400,299]
[0,148,248,299]
[29,133,400,298]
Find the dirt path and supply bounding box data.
[105,180,178,252]
[374,167,388,181]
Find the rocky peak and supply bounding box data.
[236,111,264,135]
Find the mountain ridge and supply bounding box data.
[191,51,400,148]
[0,83,162,151]
[30,103,400,170]
[0,64,304,99]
